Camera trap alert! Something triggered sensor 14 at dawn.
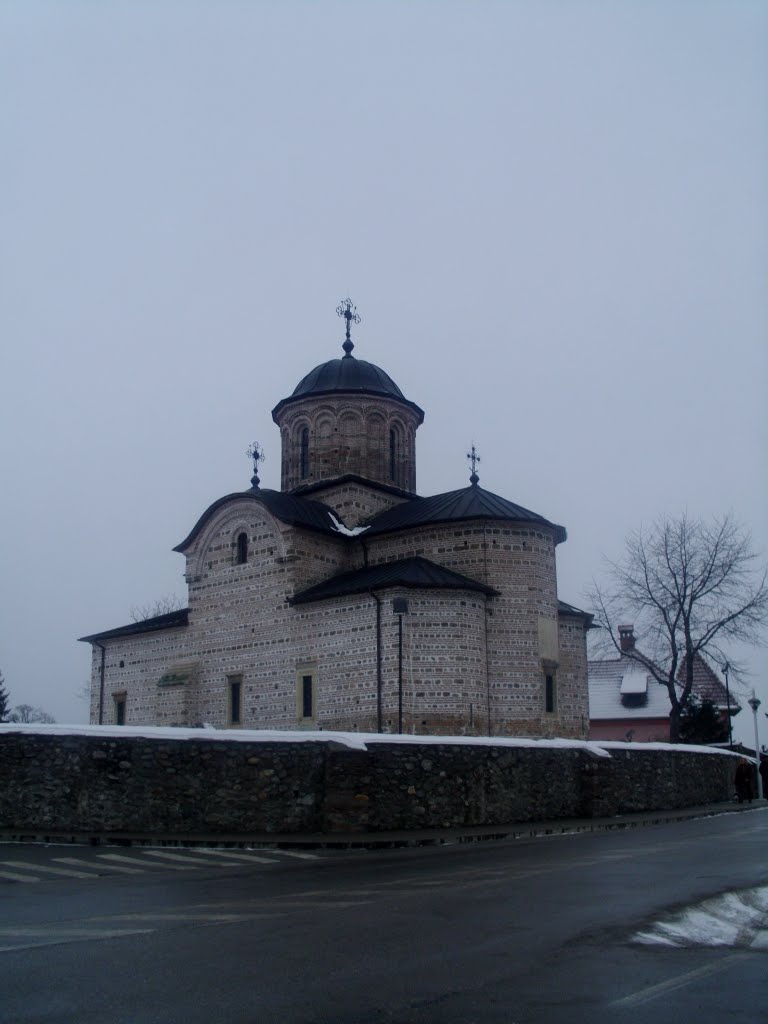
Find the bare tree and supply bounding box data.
[0,670,10,723]
[590,513,768,742]
[130,593,185,623]
[8,703,56,724]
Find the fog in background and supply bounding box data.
[2,2,766,745]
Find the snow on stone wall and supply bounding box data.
[0,725,738,838]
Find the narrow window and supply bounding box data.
[236,532,248,565]
[228,674,243,726]
[301,674,313,719]
[300,427,309,479]
[389,429,397,481]
[545,674,556,713]
[296,666,317,723]
[115,695,126,725]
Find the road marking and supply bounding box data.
[0,927,154,954]
[267,850,319,860]
[97,854,148,870]
[191,849,279,864]
[53,856,141,875]
[609,953,750,1008]
[139,850,224,867]
[0,860,98,880]
[0,868,41,883]
[104,912,255,923]
[268,899,371,909]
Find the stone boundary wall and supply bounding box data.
[0,731,739,838]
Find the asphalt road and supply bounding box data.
[2,808,766,1024]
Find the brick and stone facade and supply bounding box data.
[82,321,592,738]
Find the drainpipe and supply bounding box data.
[360,538,383,732]
[484,597,492,737]
[371,592,383,733]
[94,641,106,725]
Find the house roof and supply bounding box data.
[362,481,567,543]
[290,556,499,605]
[588,654,671,721]
[173,487,341,552]
[79,608,190,644]
[588,649,741,721]
[677,654,741,712]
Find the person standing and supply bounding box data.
[735,758,754,803]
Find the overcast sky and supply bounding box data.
[1,1,766,744]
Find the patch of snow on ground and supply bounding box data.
[634,886,768,949]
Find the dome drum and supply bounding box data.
[275,394,420,493]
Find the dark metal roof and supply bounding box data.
[558,600,594,626]
[292,473,416,501]
[290,556,498,605]
[362,483,567,543]
[271,352,424,422]
[173,488,341,553]
[79,608,190,644]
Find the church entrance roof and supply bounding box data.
[79,608,189,644]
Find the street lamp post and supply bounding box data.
[722,661,733,749]
[747,693,763,800]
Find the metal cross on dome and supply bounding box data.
[466,443,481,485]
[336,297,361,355]
[246,441,265,488]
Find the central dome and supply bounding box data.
[272,344,424,423]
[270,310,424,496]
[291,352,407,402]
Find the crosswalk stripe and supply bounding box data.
[269,850,319,860]
[97,854,147,870]
[0,868,42,883]
[140,850,223,866]
[0,846,321,884]
[0,927,154,953]
[54,856,142,875]
[1,860,98,880]
[193,850,279,864]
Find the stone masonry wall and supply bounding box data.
[0,730,738,838]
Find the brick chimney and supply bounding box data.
[618,625,635,652]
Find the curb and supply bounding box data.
[2,802,764,851]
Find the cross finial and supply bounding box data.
[336,297,361,356]
[246,441,265,489]
[466,443,481,485]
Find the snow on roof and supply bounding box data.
[620,667,648,695]
[589,655,672,720]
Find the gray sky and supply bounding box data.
[2,1,766,744]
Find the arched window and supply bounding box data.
[389,428,397,482]
[300,427,309,479]
[236,532,248,565]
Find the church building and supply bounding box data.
[81,302,592,738]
